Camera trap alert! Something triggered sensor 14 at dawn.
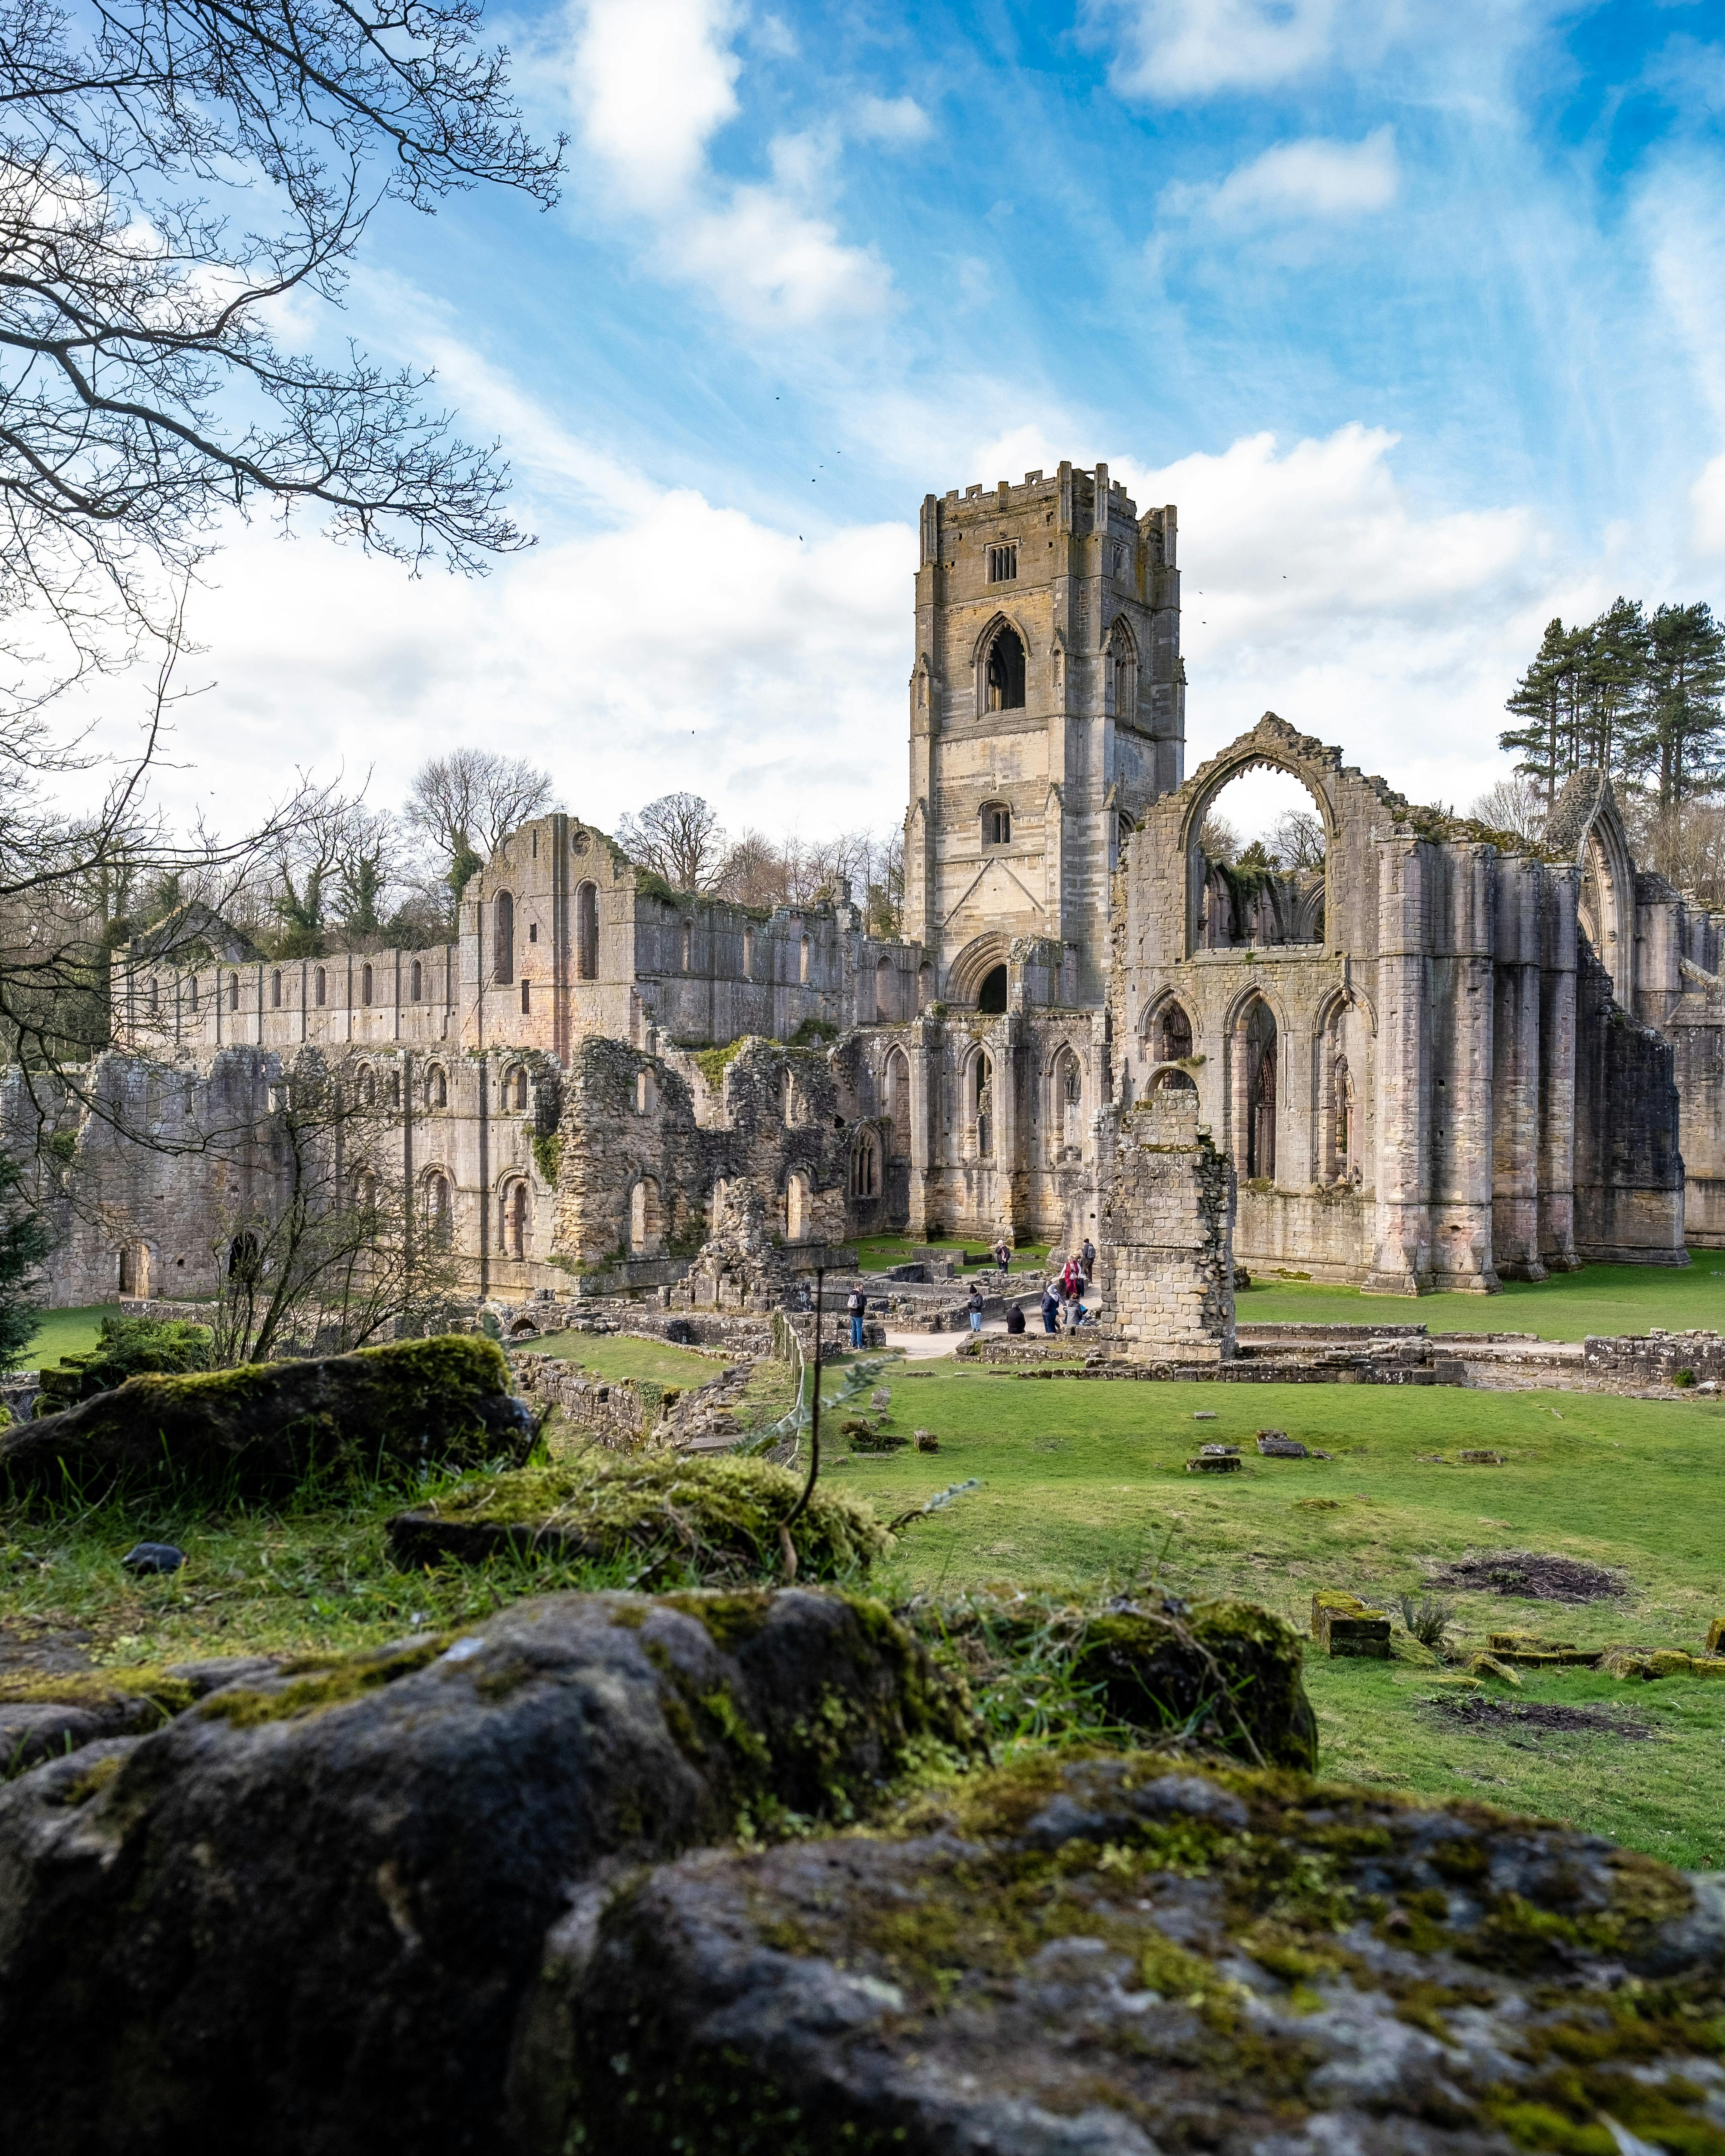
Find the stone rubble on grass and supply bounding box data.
[1311,1589,1392,1659]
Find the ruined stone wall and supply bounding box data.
[1572,942,1687,1262]
[1108,712,1684,1295]
[1094,1091,1235,1359]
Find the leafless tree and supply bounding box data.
[715,824,904,934]
[0,0,562,701]
[1621,795,1725,907]
[1469,775,1548,843]
[404,748,556,897]
[618,792,729,893]
[1198,813,1240,864]
[209,1050,458,1364]
[1269,808,1326,868]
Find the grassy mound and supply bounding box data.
[388,1454,895,1584]
[35,1315,214,1412]
[0,1335,528,1501]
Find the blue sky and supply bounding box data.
[150,0,1725,853]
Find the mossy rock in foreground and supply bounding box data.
[532,1749,1725,2156]
[923,1595,1319,1774]
[0,1335,530,1500]
[388,1454,893,1583]
[0,1588,971,2151]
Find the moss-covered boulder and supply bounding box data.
[0,1658,278,1773]
[0,1335,530,1499]
[523,1749,1725,2156]
[0,1587,972,2153]
[915,1594,1319,1773]
[388,1453,893,1583]
[33,1314,214,1414]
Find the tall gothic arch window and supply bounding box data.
[576,882,599,980]
[985,624,1026,712]
[1110,619,1138,722]
[1235,998,1278,1181]
[493,891,515,984]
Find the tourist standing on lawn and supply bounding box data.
[846,1284,867,1350]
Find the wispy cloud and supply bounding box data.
[1171,127,1401,226]
[1095,0,1342,100]
[558,0,893,329]
[853,94,932,146]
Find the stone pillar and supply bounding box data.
[1432,844,1498,1292]
[1096,1091,1235,1361]
[1538,865,1581,1271]
[905,1021,934,1238]
[1492,855,1545,1280]
[1366,836,1432,1294]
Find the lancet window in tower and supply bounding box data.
[985,625,1025,711]
[987,542,1017,582]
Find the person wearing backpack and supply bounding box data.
[1081,1237,1096,1282]
[846,1284,867,1350]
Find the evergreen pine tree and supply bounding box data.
[1501,619,1571,810]
[0,1155,50,1373]
[1579,597,1648,778]
[1627,603,1725,810]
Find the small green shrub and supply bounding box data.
[36,1314,215,1412]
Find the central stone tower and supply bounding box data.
[902,461,1184,1010]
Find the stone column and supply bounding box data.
[1366,836,1432,1293]
[1538,865,1581,1270]
[1097,1091,1236,1361]
[1492,855,1545,1279]
[1432,844,1499,1291]
[906,1020,934,1238]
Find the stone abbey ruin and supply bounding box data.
[28,457,1725,1345]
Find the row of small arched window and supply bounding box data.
[145,958,445,1017]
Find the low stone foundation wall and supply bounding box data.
[1583,1330,1725,1392]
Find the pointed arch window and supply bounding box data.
[493,891,515,984]
[985,624,1025,712]
[981,801,1011,847]
[576,882,599,980]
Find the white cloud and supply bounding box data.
[1096,0,1341,100]
[566,0,740,212]
[1114,425,1570,810]
[853,94,932,146]
[1637,157,1725,554]
[1693,453,1725,556]
[559,0,894,330]
[1177,127,1401,226]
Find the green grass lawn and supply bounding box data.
[523,1330,728,1389]
[16,1305,120,1372]
[853,1234,1056,1274]
[1240,1250,1725,1340]
[851,1363,1725,1868]
[8,1322,1725,1869]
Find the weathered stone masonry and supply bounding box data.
[24,457,1714,1313]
